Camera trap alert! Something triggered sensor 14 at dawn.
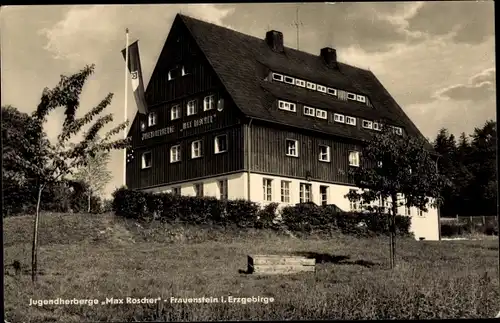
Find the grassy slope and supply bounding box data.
[4,212,500,322]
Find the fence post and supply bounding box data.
[483,216,486,225]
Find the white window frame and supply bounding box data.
[214,135,227,154]
[356,95,366,103]
[272,73,284,82]
[181,65,190,76]
[218,179,228,200]
[394,127,403,136]
[327,88,337,96]
[170,145,181,163]
[306,82,317,90]
[148,112,157,127]
[283,76,295,85]
[349,151,360,167]
[187,100,197,116]
[299,183,312,203]
[141,151,152,169]
[286,139,299,157]
[278,100,296,112]
[346,116,356,126]
[373,122,382,131]
[194,183,204,197]
[334,113,345,123]
[203,95,215,111]
[168,68,178,81]
[362,120,373,129]
[319,145,331,162]
[191,140,202,159]
[171,105,180,120]
[317,85,327,93]
[263,178,273,202]
[280,181,291,203]
[347,92,357,100]
[320,186,328,206]
[295,79,306,87]
[316,109,327,120]
[304,106,315,117]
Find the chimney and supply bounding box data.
[265,30,284,53]
[321,47,337,68]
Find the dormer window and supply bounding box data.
[316,109,327,119]
[304,106,315,117]
[327,88,337,96]
[306,82,317,90]
[295,79,306,87]
[317,85,327,93]
[284,76,295,85]
[272,73,283,82]
[148,112,157,127]
[347,93,356,100]
[334,113,345,123]
[278,100,296,112]
[362,120,373,129]
[346,116,356,126]
[356,95,366,103]
[373,122,382,131]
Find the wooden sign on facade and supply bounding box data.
[182,114,216,130]
[141,126,175,140]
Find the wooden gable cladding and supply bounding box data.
[249,122,366,184]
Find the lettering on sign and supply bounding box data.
[142,126,175,140]
[183,114,216,130]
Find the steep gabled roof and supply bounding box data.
[176,14,432,149]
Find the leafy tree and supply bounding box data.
[345,126,448,269]
[11,65,130,282]
[73,135,113,212]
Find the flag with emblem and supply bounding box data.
[121,39,148,114]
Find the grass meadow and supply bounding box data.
[4,212,500,322]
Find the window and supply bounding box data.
[172,187,181,196]
[316,109,327,119]
[406,206,411,216]
[317,85,327,93]
[334,113,345,123]
[295,79,306,87]
[187,100,197,116]
[181,65,191,76]
[141,151,152,169]
[203,95,215,111]
[306,82,317,90]
[347,92,356,100]
[373,122,382,131]
[191,140,202,159]
[263,179,273,201]
[214,135,227,154]
[217,98,225,111]
[320,186,328,206]
[284,76,295,85]
[218,179,228,200]
[377,161,383,168]
[418,209,424,217]
[194,183,204,197]
[299,183,312,203]
[272,73,283,81]
[349,189,358,211]
[171,105,181,120]
[394,127,403,136]
[319,145,330,162]
[362,120,373,129]
[170,145,181,163]
[140,121,146,131]
[356,95,366,103]
[349,151,360,167]
[304,106,315,117]
[148,112,157,127]
[286,139,298,157]
[346,116,356,126]
[281,181,291,203]
[278,100,296,112]
[327,88,337,96]
[168,68,180,81]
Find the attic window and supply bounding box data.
[317,85,327,93]
[168,68,181,81]
[181,65,191,76]
[346,116,356,126]
[356,95,366,103]
[362,120,373,129]
[306,82,317,90]
[393,126,403,136]
[373,122,382,131]
[327,88,337,96]
[304,106,315,117]
[334,113,345,123]
[295,79,306,87]
[278,100,296,112]
[316,109,327,120]
[272,73,284,82]
[347,93,356,100]
[284,76,295,85]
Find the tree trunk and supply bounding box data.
[87,190,91,213]
[32,185,43,283]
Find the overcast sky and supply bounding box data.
[1,2,496,197]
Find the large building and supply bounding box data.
[125,14,440,241]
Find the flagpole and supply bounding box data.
[123,28,129,187]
